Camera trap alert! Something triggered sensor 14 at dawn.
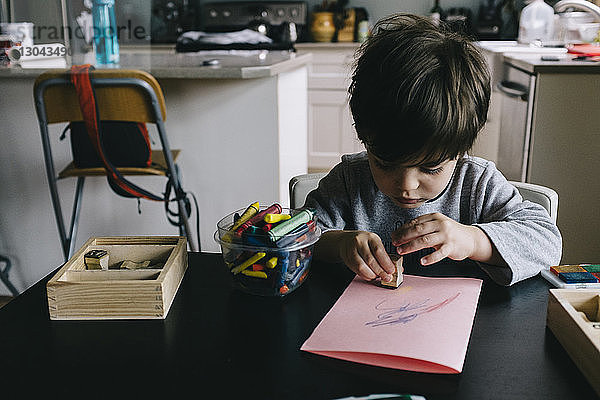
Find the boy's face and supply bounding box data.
[367,151,457,209]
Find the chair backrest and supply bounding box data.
[289,173,559,223]
[289,172,327,209]
[33,69,166,124]
[508,181,558,223]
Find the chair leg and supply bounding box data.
[0,255,19,297]
[177,197,198,252]
[49,176,85,261]
[66,177,85,259]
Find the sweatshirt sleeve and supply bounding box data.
[471,163,562,286]
[303,162,351,232]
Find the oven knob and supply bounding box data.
[290,8,298,17]
[209,9,218,18]
[260,10,268,18]
[223,9,231,18]
[277,8,285,17]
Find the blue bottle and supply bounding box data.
[92,0,119,64]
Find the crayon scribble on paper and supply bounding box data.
[365,292,461,327]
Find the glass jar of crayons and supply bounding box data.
[214,202,321,297]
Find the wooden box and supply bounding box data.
[47,236,188,320]
[546,289,600,396]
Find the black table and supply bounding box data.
[0,253,597,399]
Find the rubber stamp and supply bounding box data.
[381,254,403,288]
[84,249,109,270]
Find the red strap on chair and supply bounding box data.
[69,65,163,201]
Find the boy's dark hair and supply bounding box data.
[349,14,491,165]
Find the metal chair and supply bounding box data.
[289,172,559,222]
[34,69,197,261]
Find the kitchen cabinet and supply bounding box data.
[296,43,364,171]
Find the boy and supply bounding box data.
[304,14,562,286]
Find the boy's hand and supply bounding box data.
[338,231,398,282]
[391,213,487,265]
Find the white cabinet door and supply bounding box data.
[297,44,363,171]
[308,89,364,170]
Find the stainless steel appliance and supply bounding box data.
[175,1,306,51]
[152,0,197,43]
[496,63,536,182]
[201,2,306,34]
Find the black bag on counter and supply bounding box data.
[63,121,152,169]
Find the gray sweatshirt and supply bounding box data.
[304,152,562,286]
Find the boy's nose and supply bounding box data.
[395,168,419,191]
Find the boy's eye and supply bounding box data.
[420,166,444,175]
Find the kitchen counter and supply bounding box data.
[0,48,312,79]
[295,42,361,49]
[503,53,600,74]
[476,41,600,75]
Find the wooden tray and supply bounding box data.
[47,236,187,320]
[547,289,600,396]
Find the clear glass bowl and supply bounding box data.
[214,207,321,297]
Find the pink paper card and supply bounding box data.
[301,274,483,374]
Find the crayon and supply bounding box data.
[298,269,309,284]
[231,252,266,274]
[267,209,314,243]
[222,202,259,242]
[289,262,308,286]
[262,223,275,232]
[243,225,268,246]
[230,201,259,231]
[265,257,278,269]
[274,220,315,248]
[294,234,308,245]
[246,225,263,235]
[290,266,310,287]
[264,213,291,224]
[286,250,298,271]
[235,203,282,237]
[277,254,290,287]
[244,235,267,247]
[241,270,268,279]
